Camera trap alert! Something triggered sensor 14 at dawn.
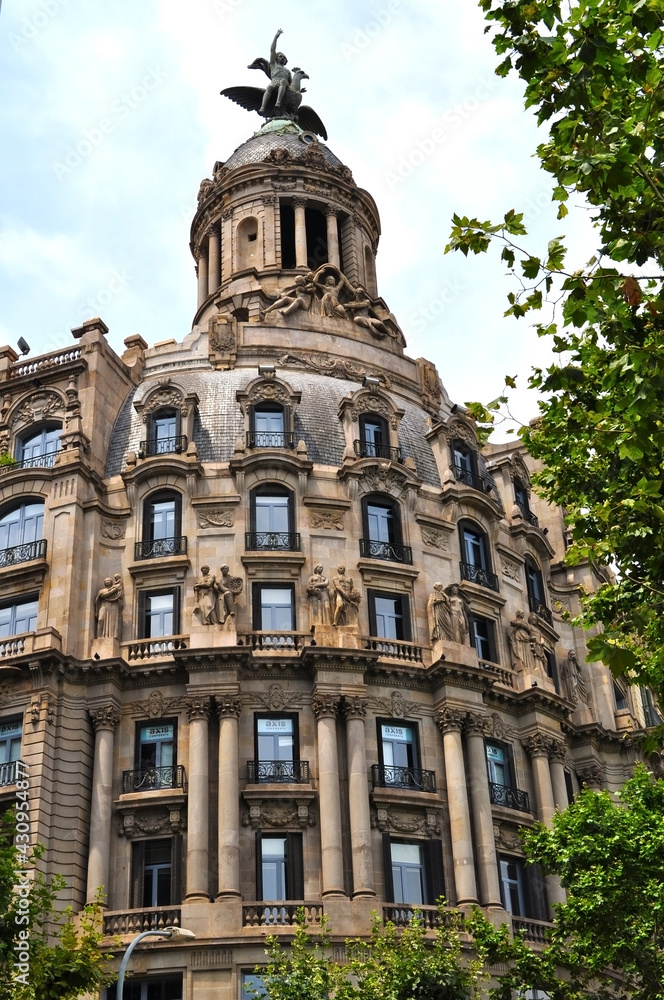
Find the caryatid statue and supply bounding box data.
[306,564,331,629]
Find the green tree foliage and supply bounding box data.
[0,809,113,1000]
[445,0,664,700]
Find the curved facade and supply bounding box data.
[0,111,654,999]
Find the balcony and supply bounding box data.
[242,903,323,928]
[247,431,295,449]
[9,346,81,379]
[247,760,310,783]
[489,781,530,812]
[383,905,441,930]
[452,464,491,492]
[103,907,181,937]
[122,765,186,794]
[0,761,20,787]
[528,598,553,627]
[138,435,187,458]
[516,501,539,527]
[245,531,300,551]
[364,638,423,662]
[371,764,436,793]
[0,453,57,474]
[359,538,413,564]
[512,917,552,944]
[354,440,403,462]
[0,538,47,569]
[134,536,187,560]
[460,561,500,592]
[124,636,188,661]
[241,631,311,652]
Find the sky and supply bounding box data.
[0,0,598,440]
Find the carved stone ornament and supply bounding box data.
[447,418,477,448]
[488,712,515,741]
[493,821,525,853]
[248,381,291,406]
[277,352,391,389]
[90,705,121,732]
[371,807,440,838]
[342,695,367,719]
[186,696,211,721]
[197,507,234,529]
[465,712,490,737]
[420,528,449,550]
[508,455,531,487]
[242,800,315,830]
[501,558,521,583]
[308,507,345,531]
[129,690,186,719]
[216,694,242,719]
[522,733,554,758]
[549,739,567,763]
[577,763,604,788]
[416,358,443,415]
[191,950,233,970]
[10,390,65,432]
[255,684,303,713]
[349,394,398,430]
[358,468,407,500]
[365,691,419,719]
[119,806,186,839]
[101,519,126,540]
[312,692,341,720]
[140,383,188,422]
[209,315,237,355]
[435,707,465,733]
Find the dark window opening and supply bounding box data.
[498,855,548,920]
[256,832,303,901]
[305,208,328,270]
[139,589,180,639]
[486,741,513,788]
[248,232,257,242]
[470,615,497,663]
[613,681,628,711]
[368,589,411,642]
[382,835,445,906]
[357,414,400,461]
[131,837,182,909]
[280,204,296,269]
[107,975,183,1000]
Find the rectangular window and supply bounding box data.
[108,975,183,1000]
[131,837,182,908]
[486,742,512,787]
[139,589,180,639]
[241,974,267,999]
[382,835,445,906]
[256,832,303,901]
[469,614,497,662]
[0,596,38,637]
[0,718,22,786]
[252,584,295,632]
[391,841,425,905]
[379,721,417,770]
[498,855,548,920]
[135,721,176,789]
[368,590,411,641]
[256,716,296,762]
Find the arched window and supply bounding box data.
[360,494,411,564]
[525,556,551,624]
[0,500,46,567]
[514,479,538,526]
[356,413,400,461]
[136,491,185,560]
[142,409,185,457]
[458,520,499,591]
[249,404,292,449]
[17,424,61,468]
[248,485,298,551]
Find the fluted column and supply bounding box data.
[342,696,375,897]
[549,740,569,811]
[207,223,220,296]
[197,248,208,307]
[325,207,340,268]
[86,705,121,904]
[185,696,211,900]
[216,693,242,899]
[464,713,502,907]
[293,197,308,268]
[523,733,566,908]
[312,692,345,896]
[435,708,478,904]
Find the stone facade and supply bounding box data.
[0,115,654,1000]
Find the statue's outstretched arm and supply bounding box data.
[270,28,283,62]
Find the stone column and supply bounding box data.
[216,694,242,898]
[197,248,208,308]
[464,713,502,907]
[325,207,340,268]
[312,692,346,896]
[185,696,211,900]
[207,223,220,296]
[86,705,121,905]
[549,740,569,811]
[523,733,566,908]
[293,197,308,269]
[342,696,375,897]
[435,708,478,904]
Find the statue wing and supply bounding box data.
[220,86,266,113]
[297,106,328,141]
[248,57,271,79]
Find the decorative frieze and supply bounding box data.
[420,528,449,550]
[118,806,185,839]
[197,507,234,529]
[308,507,345,531]
[242,800,315,829]
[101,519,126,540]
[253,683,303,713]
[128,691,187,719]
[371,806,440,837]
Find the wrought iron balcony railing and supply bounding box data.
[359,538,413,564]
[0,760,19,787]
[247,431,295,449]
[516,501,539,527]
[122,765,186,794]
[0,538,47,569]
[489,781,530,812]
[245,531,301,551]
[354,439,403,462]
[371,763,436,793]
[247,760,310,783]
[134,536,187,560]
[0,453,58,474]
[138,435,187,457]
[460,561,500,592]
[453,464,492,492]
[528,598,553,627]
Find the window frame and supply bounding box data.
[0,593,39,638]
[249,403,291,449]
[358,413,391,459]
[525,556,547,610]
[485,740,515,789]
[135,718,178,771]
[138,588,180,640]
[107,974,183,1000]
[142,490,182,544]
[145,407,183,457]
[382,834,445,906]
[16,422,62,467]
[469,613,498,663]
[254,713,300,764]
[251,582,296,632]
[498,853,549,920]
[130,836,183,909]
[376,717,420,772]
[249,484,296,550]
[451,439,476,476]
[459,520,491,572]
[367,589,412,642]
[255,831,304,902]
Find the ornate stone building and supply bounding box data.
[0,38,657,1000]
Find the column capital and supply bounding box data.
[89,705,121,732]
[522,732,553,758]
[577,762,604,789]
[435,707,465,733]
[222,207,233,220]
[342,695,367,719]
[292,196,307,209]
[206,222,220,239]
[186,695,212,722]
[325,204,339,218]
[464,711,489,737]
[216,693,242,719]
[312,691,341,720]
[548,739,567,763]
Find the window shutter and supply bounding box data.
[283,405,293,445]
[137,590,147,639]
[286,833,304,900]
[401,597,412,642]
[170,835,183,904]
[255,831,263,901]
[252,583,262,631]
[131,841,145,909]
[525,861,549,921]
[172,587,181,636]
[423,839,446,905]
[368,590,377,637]
[382,833,394,902]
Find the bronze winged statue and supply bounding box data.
[220,29,328,140]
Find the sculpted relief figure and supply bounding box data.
[528,613,550,678]
[332,565,361,627]
[447,583,470,644]
[193,566,219,625]
[508,610,535,672]
[345,285,397,339]
[313,266,354,318]
[561,649,589,705]
[307,564,331,629]
[262,272,316,319]
[217,564,243,624]
[95,574,124,639]
[427,583,452,643]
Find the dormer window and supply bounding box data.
[141,409,186,457]
[514,479,538,526]
[355,414,400,461]
[451,439,486,492]
[17,424,61,469]
[248,404,293,449]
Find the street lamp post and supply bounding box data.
[116,926,196,999]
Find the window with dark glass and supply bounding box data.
[498,855,548,920]
[139,589,179,639]
[250,715,307,782]
[382,836,445,906]
[0,718,22,786]
[248,486,297,550]
[374,720,435,792]
[256,833,303,901]
[252,584,295,632]
[357,413,398,460]
[368,590,411,641]
[250,404,291,448]
[361,495,411,563]
[469,614,497,662]
[486,741,530,811]
[131,837,182,908]
[123,720,182,793]
[0,500,46,567]
[138,491,184,559]
[459,521,498,590]
[241,974,267,999]
[452,440,474,474]
[514,478,530,511]
[0,595,38,637]
[17,424,61,468]
[525,557,546,609]
[613,681,628,712]
[108,974,183,1000]
[143,409,184,457]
